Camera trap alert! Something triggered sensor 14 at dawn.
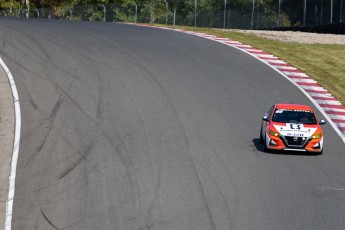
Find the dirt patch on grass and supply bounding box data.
[231,30,345,44]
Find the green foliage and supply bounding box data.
[0,0,341,29]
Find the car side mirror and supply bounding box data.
[319,119,326,125]
[262,114,269,122]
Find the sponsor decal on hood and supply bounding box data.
[273,123,317,137]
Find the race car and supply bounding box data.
[260,103,326,153]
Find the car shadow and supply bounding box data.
[252,138,322,156]
[252,138,264,152]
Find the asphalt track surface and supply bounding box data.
[0,18,345,230]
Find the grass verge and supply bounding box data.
[163,25,345,106]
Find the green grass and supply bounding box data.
[162,25,345,106]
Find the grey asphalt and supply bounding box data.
[0,18,344,230]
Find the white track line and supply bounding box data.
[0,57,21,230]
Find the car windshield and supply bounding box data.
[272,109,317,124]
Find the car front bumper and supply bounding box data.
[266,133,323,152]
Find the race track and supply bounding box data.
[0,18,345,230]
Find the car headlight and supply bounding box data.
[311,133,322,139]
[268,129,279,137]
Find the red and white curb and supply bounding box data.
[127,24,345,143]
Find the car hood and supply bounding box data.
[273,123,318,137]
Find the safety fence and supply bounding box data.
[0,0,344,30]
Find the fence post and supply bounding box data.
[228,5,231,28]
[223,0,227,29]
[320,0,323,24]
[278,0,282,27]
[303,0,307,26]
[195,0,197,27]
[22,10,28,18]
[341,0,343,23]
[173,7,176,26]
[331,0,333,23]
[100,4,106,22]
[251,0,255,29]
[26,0,29,18]
[163,0,168,25]
[134,2,138,23]
[35,9,39,19]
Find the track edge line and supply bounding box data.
[0,57,22,230]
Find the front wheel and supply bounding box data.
[260,127,264,144]
[263,141,269,152]
[261,133,271,153]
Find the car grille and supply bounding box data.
[281,136,309,148]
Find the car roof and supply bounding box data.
[274,103,313,111]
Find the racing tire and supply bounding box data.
[262,133,270,153]
[260,130,271,153]
[260,135,273,153]
[263,142,270,153]
[260,127,264,144]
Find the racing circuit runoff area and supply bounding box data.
[0,17,345,230]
